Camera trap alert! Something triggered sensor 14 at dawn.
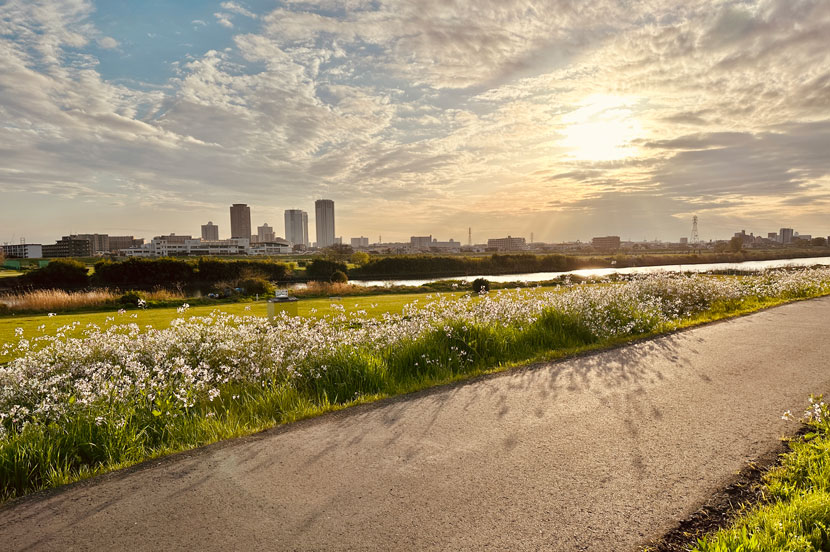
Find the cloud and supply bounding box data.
[220,2,257,19]
[96,36,118,49]
[214,12,234,28]
[2,0,830,243]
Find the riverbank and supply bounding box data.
[3,269,830,502]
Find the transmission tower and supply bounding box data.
[468,227,472,246]
[691,216,700,250]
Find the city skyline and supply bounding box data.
[2,1,830,244]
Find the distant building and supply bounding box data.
[2,243,43,259]
[679,237,688,245]
[768,232,778,241]
[779,228,794,244]
[124,237,290,257]
[230,204,252,239]
[351,236,369,248]
[410,236,432,249]
[201,221,219,241]
[487,236,527,251]
[257,223,276,243]
[73,234,110,254]
[108,236,143,252]
[284,209,309,247]
[42,236,93,258]
[591,236,621,251]
[153,233,192,244]
[315,199,335,248]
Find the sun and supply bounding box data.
[559,95,642,162]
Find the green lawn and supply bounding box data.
[0,291,465,356]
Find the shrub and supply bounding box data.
[119,290,144,306]
[19,259,89,290]
[237,277,274,296]
[472,278,491,293]
[330,270,348,284]
[306,259,348,282]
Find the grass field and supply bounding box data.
[0,270,22,279]
[0,290,466,357]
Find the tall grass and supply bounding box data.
[0,288,184,313]
[0,289,119,312]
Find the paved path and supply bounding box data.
[3,298,830,551]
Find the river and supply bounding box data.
[346,256,830,287]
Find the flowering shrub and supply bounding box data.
[2,268,830,442]
[1,268,830,498]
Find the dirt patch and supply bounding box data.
[644,427,808,552]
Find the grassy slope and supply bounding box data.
[2,286,827,502]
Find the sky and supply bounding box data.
[1,0,829,245]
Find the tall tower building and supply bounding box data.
[201,221,219,241]
[229,204,251,239]
[314,199,335,248]
[284,209,309,246]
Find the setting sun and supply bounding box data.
[559,95,642,161]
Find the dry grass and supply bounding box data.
[142,289,186,301]
[0,288,185,312]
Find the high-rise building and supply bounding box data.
[257,223,276,243]
[284,209,309,246]
[230,204,251,239]
[202,221,219,241]
[351,237,369,248]
[315,199,335,248]
[779,228,794,244]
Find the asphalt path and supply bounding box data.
[3,297,830,551]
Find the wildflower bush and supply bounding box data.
[695,397,830,552]
[2,268,830,500]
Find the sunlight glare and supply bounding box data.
[560,95,642,161]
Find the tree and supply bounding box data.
[729,237,743,252]
[350,251,370,266]
[323,244,353,261]
[306,259,348,282]
[811,237,828,247]
[20,259,89,289]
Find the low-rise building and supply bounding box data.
[123,237,290,257]
[1,243,43,259]
[591,236,621,251]
[42,236,93,258]
[487,236,527,251]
